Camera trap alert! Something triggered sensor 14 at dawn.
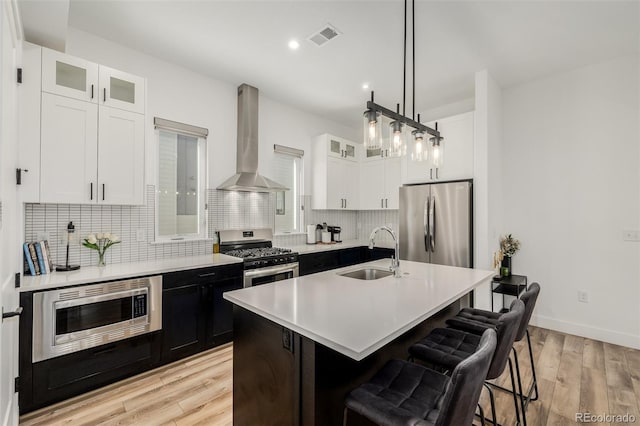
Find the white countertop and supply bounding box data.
[19,254,243,292]
[288,239,395,254]
[224,259,494,361]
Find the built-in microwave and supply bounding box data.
[32,276,162,362]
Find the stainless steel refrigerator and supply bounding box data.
[399,180,473,267]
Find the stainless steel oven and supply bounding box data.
[32,276,162,362]
[243,262,299,288]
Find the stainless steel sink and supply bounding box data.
[339,268,394,280]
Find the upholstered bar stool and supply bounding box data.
[446,283,541,423]
[343,329,496,426]
[409,299,525,426]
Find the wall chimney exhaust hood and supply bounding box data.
[217,84,288,192]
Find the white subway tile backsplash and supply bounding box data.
[25,186,400,267]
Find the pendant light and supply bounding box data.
[429,122,444,167]
[362,0,441,161]
[363,92,382,150]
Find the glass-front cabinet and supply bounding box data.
[327,136,357,161]
[42,48,99,102]
[42,48,145,114]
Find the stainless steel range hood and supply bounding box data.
[217,84,288,192]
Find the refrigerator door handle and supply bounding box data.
[429,196,436,252]
[424,198,430,252]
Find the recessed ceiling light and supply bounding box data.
[288,40,300,50]
[362,83,370,90]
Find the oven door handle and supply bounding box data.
[53,288,148,310]
[244,263,299,279]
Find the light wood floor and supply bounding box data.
[19,327,640,426]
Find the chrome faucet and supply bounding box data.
[369,226,401,278]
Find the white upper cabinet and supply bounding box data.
[327,135,358,161]
[98,107,145,204]
[42,48,99,103]
[403,111,474,184]
[99,65,146,114]
[359,155,401,210]
[42,48,145,114]
[312,134,359,210]
[40,93,98,204]
[20,44,146,205]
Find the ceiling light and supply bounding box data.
[288,40,300,50]
[362,83,370,90]
[362,0,440,162]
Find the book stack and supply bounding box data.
[23,241,54,276]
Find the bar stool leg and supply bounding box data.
[512,348,528,425]
[526,329,539,401]
[507,358,523,426]
[343,407,348,426]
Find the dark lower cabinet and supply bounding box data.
[19,263,243,415]
[160,263,243,364]
[161,283,206,362]
[30,333,160,412]
[299,246,395,276]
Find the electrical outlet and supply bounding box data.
[578,290,589,303]
[36,231,50,242]
[136,229,146,242]
[623,230,640,241]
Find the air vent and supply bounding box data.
[308,24,341,47]
[59,290,80,301]
[84,288,104,297]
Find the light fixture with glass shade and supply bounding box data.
[429,122,444,167]
[361,0,441,162]
[410,116,427,162]
[363,94,382,150]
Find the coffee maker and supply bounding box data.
[327,226,342,243]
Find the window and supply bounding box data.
[154,118,208,240]
[272,145,304,234]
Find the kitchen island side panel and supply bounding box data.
[232,298,464,426]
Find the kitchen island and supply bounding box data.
[224,259,493,425]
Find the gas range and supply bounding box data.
[218,229,299,286]
[224,247,298,270]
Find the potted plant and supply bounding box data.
[499,234,520,277]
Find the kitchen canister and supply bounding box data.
[321,231,331,243]
[306,225,316,244]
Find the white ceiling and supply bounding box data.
[20,1,640,127]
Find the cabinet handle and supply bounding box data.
[2,306,22,321]
[103,88,106,102]
[345,199,347,209]
[381,198,384,208]
[436,168,439,179]
[91,84,94,99]
[385,198,388,208]
[198,272,217,278]
[385,149,388,157]
[430,168,433,180]
[102,183,105,201]
[90,182,93,200]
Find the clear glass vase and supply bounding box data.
[98,251,106,267]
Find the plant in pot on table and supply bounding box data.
[499,234,520,277]
[83,232,120,266]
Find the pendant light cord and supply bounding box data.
[412,0,415,121]
[402,0,407,117]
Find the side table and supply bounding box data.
[491,274,528,312]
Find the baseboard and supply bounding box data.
[531,314,640,350]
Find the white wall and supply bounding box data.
[501,54,640,348]
[473,70,503,310]
[65,28,357,195]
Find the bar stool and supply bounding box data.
[446,283,541,423]
[409,299,525,426]
[343,329,496,426]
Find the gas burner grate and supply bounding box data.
[226,247,293,259]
